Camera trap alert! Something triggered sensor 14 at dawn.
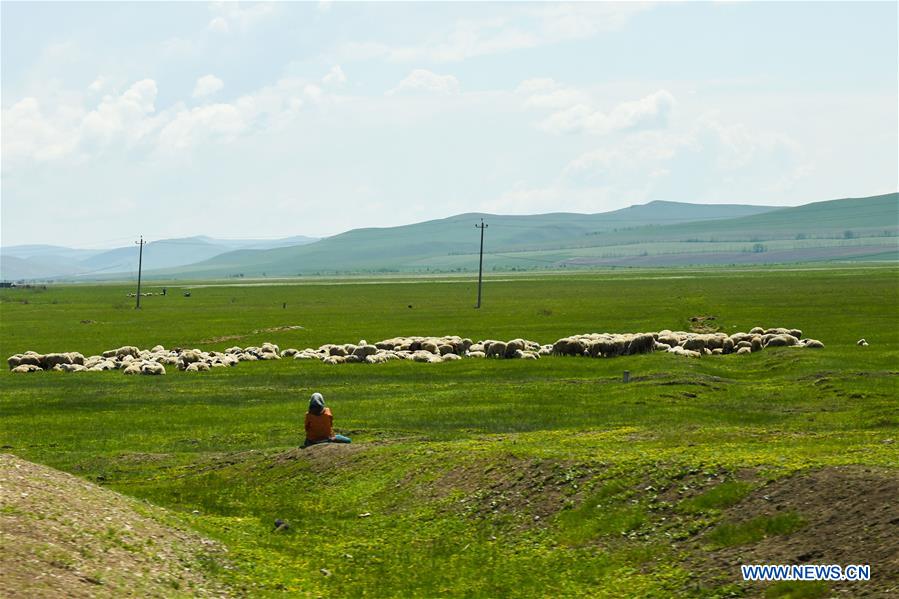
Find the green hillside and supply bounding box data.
[148,193,897,278]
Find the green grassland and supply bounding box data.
[1,266,897,597]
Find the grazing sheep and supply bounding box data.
[764,334,798,348]
[552,338,584,356]
[505,339,527,358]
[151,345,165,353]
[751,337,763,353]
[465,351,486,358]
[420,341,440,355]
[184,362,210,372]
[115,346,141,359]
[723,338,735,354]
[682,338,706,352]
[140,362,166,375]
[857,339,869,346]
[658,333,681,348]
[41,353,73,369]
[803,339,824,349]
[180,350,202,364]
[668,345,701,358]
[59,363,87,373]
[281,348,299,358]
[626,333,655,355]
[736,347,752,355]
[323,356,345,365]
[486,341,507,358]
[749,327,765,335]
[122,364,141,375]
[442,353,462,361]
[412,351,433,363]
[11,364,42,373]
[353,344,378,359]
[18,353,44,368]
[83,356,103,369]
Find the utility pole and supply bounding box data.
[475,218,488,308]
[135,236,145,309]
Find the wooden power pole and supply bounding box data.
[475,219,488,308]
[135,236,145,309]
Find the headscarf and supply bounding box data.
[309,392,325,415]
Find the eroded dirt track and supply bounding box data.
[0,454,230,598]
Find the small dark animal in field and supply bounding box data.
[408,304,413,309]
[184,291,191,297]
[273,519,289,532]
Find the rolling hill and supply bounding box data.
[148,193,897,279]
[0,235,318,281]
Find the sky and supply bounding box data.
[1,1,897,248]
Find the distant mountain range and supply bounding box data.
[0,235,318,281]
[2,193,896,282]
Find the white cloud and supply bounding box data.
[539,89,677,135]
[207,2,276,34]
[80,79,161,146]
[193,74,224,98]
[341,4,651,63]
[157,103,247,152]
[322,65,347,86]
[387,69,460,96]
[88,76,107,93]
[1,98,80,163]
[208,16,229,33]
[561,117,810,199]
[517,78,588,109]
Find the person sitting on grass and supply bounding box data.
[303,392,351,448]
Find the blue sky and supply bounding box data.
[1,1,896,247]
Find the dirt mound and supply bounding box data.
[0,454,230,598]
[431,456,598,526]
[272,442,370,475]
[698,466,899,597]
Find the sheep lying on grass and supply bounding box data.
[287,335,544,366]
[549,328,824,360]
[6,326,825,373]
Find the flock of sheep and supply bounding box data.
[6,343,282,375]
[7,327,825,375]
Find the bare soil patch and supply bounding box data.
[692,466,899,597]
[273,442,369,474]
[0,454,230,598]
[431,456,600,526]
[197,325,304,345]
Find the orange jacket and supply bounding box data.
[305,407,334,442]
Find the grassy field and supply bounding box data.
[1,266,897,597]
